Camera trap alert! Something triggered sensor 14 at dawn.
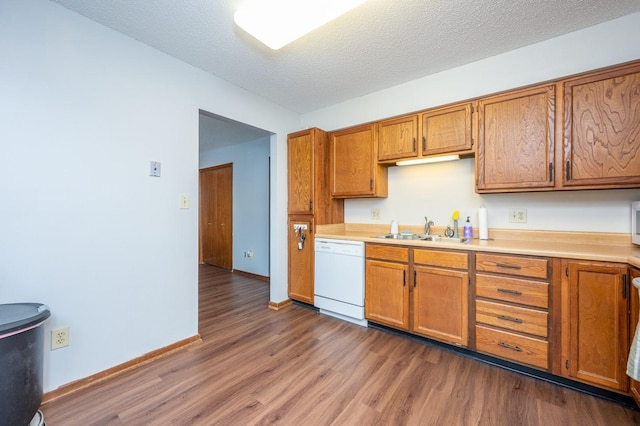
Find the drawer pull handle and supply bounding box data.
[496,263,521,270]
[497,288,522,296]
[497,315,523,324]
[498,342,523,352]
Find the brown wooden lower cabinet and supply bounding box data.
[364,245,409,329]
[474,252,551,371]
[365,245,469,347]
[363,243,638,401]
[561,259,629,392]
[287,216,314,304]
[475,325,549,370]
[629,267,640,405]
[414,266,469,345]
[413,248,469,346]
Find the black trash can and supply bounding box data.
[0,303,50,426]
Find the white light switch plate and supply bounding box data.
[179,194,190,209]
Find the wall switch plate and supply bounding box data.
[509,208,527,223]
[51,327,70,350]
[179,194,190,209]
[371,209,381,220]
[149,161,161,177]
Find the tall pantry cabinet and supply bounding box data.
[288,128,344,304]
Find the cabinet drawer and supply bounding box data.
[476,300,548,338]
[476,253,548,279]
[475,325,548,370]
[366,244,409,263]
[414,249,468,269]
[476,274,549,308]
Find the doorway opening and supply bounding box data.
[197,109,272,281]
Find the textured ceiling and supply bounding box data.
[49,0,640,115]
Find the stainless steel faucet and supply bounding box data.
[424,217,434,235]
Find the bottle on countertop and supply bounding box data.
[390,219,399,235]
[463,216,472,239]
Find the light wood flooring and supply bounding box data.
[41,264,640,425]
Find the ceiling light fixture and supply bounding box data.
[234,0,368,50]
[396,155,461,166]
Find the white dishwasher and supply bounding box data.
[314,238,367,326]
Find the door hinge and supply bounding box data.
[623,274,628,299]
[566,160,571,181]
[370,178,373,191]
[565,266,569,277]
[549,162,553,182]
[565,359,569,370]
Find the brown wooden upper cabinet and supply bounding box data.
[288,129,316,215]
[377,102,474,164]
[377,114,419,161]
[562,62,640,189]
[288,128,343,221]
[476,85,556,193]
[421,102,474,157]
[330,124,388,198]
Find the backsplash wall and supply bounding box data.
[345,158,640,234]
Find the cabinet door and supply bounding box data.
[378,115,418,161]
[565,261,629,391]
[288,216,314,304]
[330,124,388,198]
[414,266,469,346]
[630,267,640,406]
[288,130,314,214]
[365,259,409,329]
[476,85,555,192]
[421,102,474,157]
[563,63,640,188]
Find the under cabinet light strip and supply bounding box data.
[396,155,460,166]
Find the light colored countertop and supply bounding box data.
[315,223,640,266]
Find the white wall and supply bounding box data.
[199,137,271,276]
[302,13,640,234]
[0,0,298,392]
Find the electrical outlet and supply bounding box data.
[371,209,381,220]
[509,208,527,223]
[244,250,254,259]
[51,327,70,350]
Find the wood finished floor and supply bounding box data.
[41,264,640,425]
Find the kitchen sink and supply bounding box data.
[371,234,469,243]
[372,233,423,240]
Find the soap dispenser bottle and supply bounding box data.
[463,216,472,239]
